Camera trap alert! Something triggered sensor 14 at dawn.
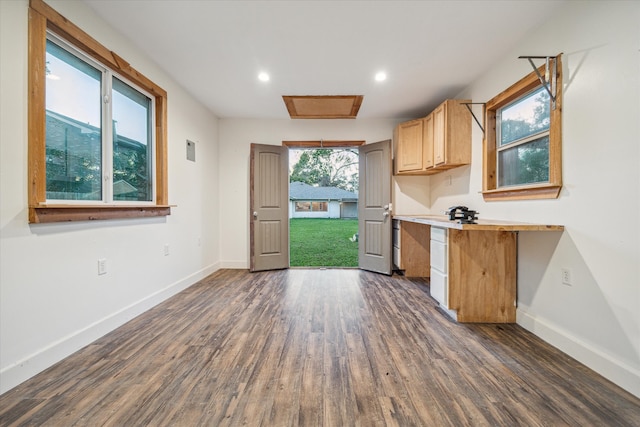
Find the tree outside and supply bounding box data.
[498,88,550,186]
[289,148,358,192]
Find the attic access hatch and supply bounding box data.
[282,95,363,119]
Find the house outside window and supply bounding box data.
[45,35,153,203]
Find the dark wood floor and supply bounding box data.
[1,269,639,426]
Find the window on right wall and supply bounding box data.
[482,55,562,201]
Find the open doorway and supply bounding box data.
[287,142,361,267]
[250,140,392,274]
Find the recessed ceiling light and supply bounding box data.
[375,71,387,82]
[258,72,270,82]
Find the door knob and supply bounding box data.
[253,211,258,219]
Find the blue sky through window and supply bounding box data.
[46,40,149,144]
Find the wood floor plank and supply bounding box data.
[1,268,639,426]
[298,332,324,426]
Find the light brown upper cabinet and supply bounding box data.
[433,104,446,165]
[422,113,434,169]
[394,119,424,172]
[394,99,471,175]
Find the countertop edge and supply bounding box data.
[392,215,564,232]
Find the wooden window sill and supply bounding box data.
[29,205,173,224]
[482,184,561,201]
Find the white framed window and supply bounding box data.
[45,34,155,204]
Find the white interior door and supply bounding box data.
[358,140,392,275]
[250,143,289,272]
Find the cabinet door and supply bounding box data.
[399,221,430,277]
[430,227,448,306]
[396,119,423,172]
[422,114,434,169]
[430,268,448,308]
[445,100,472,166]
[433,104,446,165]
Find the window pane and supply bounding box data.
[112,78,152,201]
[499,86,550,146]
[312,202,328,212]
[45,40,102,200]
[295,202,311,211]
[498,136,549,187]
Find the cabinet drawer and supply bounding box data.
[430,268,448,308]
[431,240,447,273]
[431,226,447,243]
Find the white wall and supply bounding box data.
[0,0,220,393]
[218,118,402,268]
[401,1,640,396]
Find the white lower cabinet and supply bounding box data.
[430,268,448,307]
[430,227,448,308]
[431,239,447,272]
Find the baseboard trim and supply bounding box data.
[220,260,248,269]
[517,306,640,398]
[0,262,220,395]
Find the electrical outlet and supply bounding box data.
[445,175,452,186]
[164,244,170,256]
[98,258,107,275]
[561,268,572,285]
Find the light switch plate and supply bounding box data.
[186,140,196,162]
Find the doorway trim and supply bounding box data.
[283,140,365,148]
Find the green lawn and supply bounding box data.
[289,218,358,267]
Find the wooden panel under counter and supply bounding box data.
[448,228,517,323]
[399,220,430,277]
[393,215,563,323]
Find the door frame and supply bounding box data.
[284,140,364,268]
[250,139,393,272]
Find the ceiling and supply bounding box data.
[84,0,564,120]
